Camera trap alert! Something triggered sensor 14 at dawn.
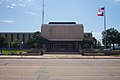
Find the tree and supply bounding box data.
[27,31,48,48]
[11,39,19,48]
[0,35,8,53]
[27,38,35,48]
[83,37,97,48]
[102,28,119,50]
[117,33,120,47]
[97,40,101,48]
[92,37,97,48]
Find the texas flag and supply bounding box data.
[98,7,105,16]
[98,12,103,16]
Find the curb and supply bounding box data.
[0,56,120,59]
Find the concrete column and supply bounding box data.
[43,44,45,49]
[79,44,81,49]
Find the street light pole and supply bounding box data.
[20,41,23,49]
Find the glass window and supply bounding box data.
[11,34,13,42]
[22,34,25,42]
[17,34,19,40]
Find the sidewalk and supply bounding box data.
[0,54,120,59]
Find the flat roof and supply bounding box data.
[0,32,34,34]
[42,24,83,27]
[49,22,76,24]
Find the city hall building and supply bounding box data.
[0,22,92,51]
[41,22,84,52]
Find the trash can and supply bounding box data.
[41,51,43,55]
[20,52,22,55]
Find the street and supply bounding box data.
[0,59,120,80]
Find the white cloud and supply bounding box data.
[11,3,17,7]
[19,0,34,4]
[6,3,18,9]
[18,4,26,7]
[3,0,34,9]
[25,12,36,16]
[25,11,40,16]
[113,0,120,3]
[4,0,34,3]
[6,5,14,9]
[0,20,15,23]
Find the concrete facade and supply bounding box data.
[0,32,34,43]
[41,23,84,41]
[41,22,84,52]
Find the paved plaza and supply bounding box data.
[0,59,120,80]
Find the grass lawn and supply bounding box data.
[111,53,120,56]
[1,50,27,55]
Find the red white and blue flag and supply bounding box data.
[98,7,105,16]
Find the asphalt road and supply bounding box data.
[0,59,120,80]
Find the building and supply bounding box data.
[41,22,84,52]
[0,22,92,51]
[0,32,34,49]
[0,32,33,43]
[84,33,92,38]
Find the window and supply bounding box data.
[22,34,25,42]
[5,34,7,38]
[11,34,13,42]
[17,34,19,40]
[29,34,31,39]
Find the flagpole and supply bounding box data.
[104,6,107,48]
[42,0,45,24]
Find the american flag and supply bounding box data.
[98,7,105,16]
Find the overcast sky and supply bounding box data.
[0,0,120,40]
